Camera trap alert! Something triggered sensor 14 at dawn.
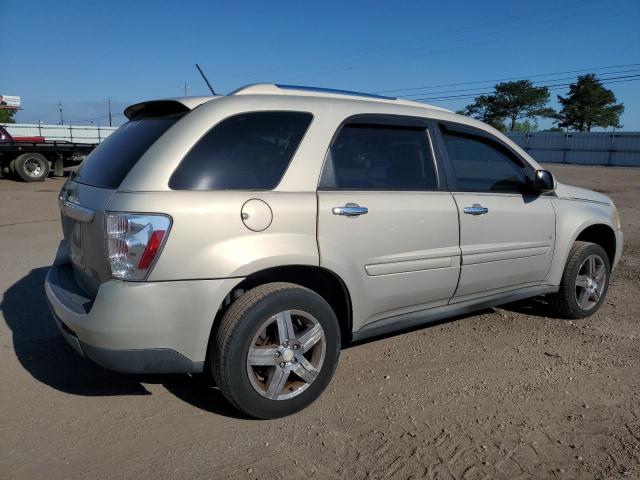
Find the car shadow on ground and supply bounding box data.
[500,296,560,318]
[2,267,561,418]
[345,297,561,349]
[0,267,246,418]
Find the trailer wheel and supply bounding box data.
[15,153,50,182]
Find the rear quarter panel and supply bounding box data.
[106,191,319,281]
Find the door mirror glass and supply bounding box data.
[535,170,555,192]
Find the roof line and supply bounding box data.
[229,83,453,112]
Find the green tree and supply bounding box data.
[462,95,506,130]
[491,80,555,131]
[512,119,539,132]
[463,80,555,131]
[556,74,624,131]
[0,109,17,124]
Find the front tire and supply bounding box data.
[14,153,50,182]
[550,241,611,319]
[211,282,341,419]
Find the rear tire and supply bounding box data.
[15,153,50,182]
[549,241,610,319]
[211,282,341,419]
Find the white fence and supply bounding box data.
[506,132,640,167]
[1,123,117,144]
[4,123,639,167]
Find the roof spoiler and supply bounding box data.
[124,100,192,120]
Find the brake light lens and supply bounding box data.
[106,213,171,280]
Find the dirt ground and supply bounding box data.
[0,164,638,480]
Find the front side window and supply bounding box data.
[440,127,527,193]
[320,124,437,190]
[169,111,312,190]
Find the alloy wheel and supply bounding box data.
[575,253,607,310]
[246,310,326,400]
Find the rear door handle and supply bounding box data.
[463,204,489,216]
[332,203,368,217]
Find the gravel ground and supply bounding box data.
[0,164,638,480]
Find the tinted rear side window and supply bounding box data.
[320,124,437,190]
[169,111,313,190]
[74,115,182,189]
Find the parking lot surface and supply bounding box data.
[1,164,639,480]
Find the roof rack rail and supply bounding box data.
[230,83,396,100]
[229,83,453,113]
[274,84,396,100]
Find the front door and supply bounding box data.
[436,123,555,302]
[317,118,461,332]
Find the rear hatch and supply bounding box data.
[59,100,198,296]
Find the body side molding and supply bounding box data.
[351,284,558,342]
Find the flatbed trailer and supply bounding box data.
[0,126,96,182]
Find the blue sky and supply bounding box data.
[2,0,639,129]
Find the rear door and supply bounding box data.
[434,122,555,302]
[317,116,461,332]
[60,112,184,296]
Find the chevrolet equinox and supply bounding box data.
[46,84,624,418]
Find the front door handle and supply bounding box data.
[332,203,368,217]
[463,204,489,216]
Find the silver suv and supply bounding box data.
[46,84,623,418]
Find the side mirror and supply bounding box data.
[535,170,555,193]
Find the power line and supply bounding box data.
[411,74,640,102]
[244,0,625,80]
[285,1,639,82]
[413,75,640,102]
[396,68,640,98]
[377,63,640,94]
[397,68,640,98]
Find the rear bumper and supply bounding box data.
[45,263,242,374]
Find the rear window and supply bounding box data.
[169,111,312,190]
[74,115,182,189]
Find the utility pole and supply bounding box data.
[183,82,190,97]
[108,97,112,127]
[58,102,64,125]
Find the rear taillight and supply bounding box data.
[105,213,171,280]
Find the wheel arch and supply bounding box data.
[547,198,620,286]
[574,223,617,266]
[210,265,353,347]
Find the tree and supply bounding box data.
[512,119,539,132]
[0,109,17,124]
[556,74,624,131]
[462,80,555,131]
[491,80,555,131]
[462,95,506,130]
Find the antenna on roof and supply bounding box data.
[195,64,216,95]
